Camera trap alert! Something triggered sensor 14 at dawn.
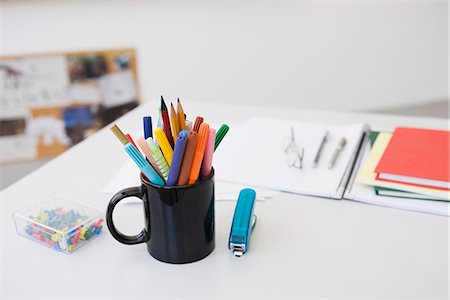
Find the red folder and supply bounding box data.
[375,127,450,190]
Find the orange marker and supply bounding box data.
[188,123,210,184]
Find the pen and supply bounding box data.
[110,124,164,186]
[328,137,347,169]
[161,96,174,148]
[143,116,153,139]
[201,128,216,179]
[188,123,210,184]
[214,124,229,151]
[155,127,173,166]
[177,131,198,185]
[312,131,329,168]
[170,103,180,144]
[193,116,204,133]
[135,135,164,178]
[167,130,188,186]
[147,138,170,180]
[177,98,187,130]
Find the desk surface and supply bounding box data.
[1,101,448,299]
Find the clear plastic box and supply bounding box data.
[13,194,104,254]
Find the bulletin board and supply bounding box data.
[0,48,140,163]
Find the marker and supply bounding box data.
[214,124,229,151]
[143,116,153,139]
[193,116,204,133]
[177,131,198,186]
[188,123,210,184]
[167,131,188,186]
[147,138,170,180]
[201,128,216,179]
[135,135,164,178]
[110,124,164,185]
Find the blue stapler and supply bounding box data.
[228,188,257,257]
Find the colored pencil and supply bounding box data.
[177,98,187,130]
[161,96,174,148]
[155,127,174,166]
[170,103,180,144]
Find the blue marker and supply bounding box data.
[143,116,153,139]
[228,188,257,257]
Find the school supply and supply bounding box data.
[110,124,165,185]
[160,96,174,148]
[167,131,188,186]
[201,128,216,179]
[214,124,230,151]
[155,127,174,166]
[214,118,367,199]
[193,116,204,132]
[147,138,170,180]
[188,123,210,184]
[283,126,304,169]
[143,116,153,139]
[374,127,450,190]
[229,188,257,257]
[135,135,164,178]
[356,132,449,200]
[312,131,329,168]
[177,131,198,185]
[177,98,187,130]
[170,103,180,144]
[328,137,346,169]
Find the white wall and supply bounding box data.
[1,0,448,111]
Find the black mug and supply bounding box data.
[106,169,215,264]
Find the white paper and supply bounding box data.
[214,118,366,198]
[99,70,137,107]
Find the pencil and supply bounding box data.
[193,116,204,133]
[161,96,174,148]
[177,131,198,185]
[155,127,173,166]
[170,103,180,145]
[177,98,187,130]
[188,123,210,184]
[214,124,230,151]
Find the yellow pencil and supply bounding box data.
[177,98,186,130]
[170,103,180,144]
[155,128,173,166]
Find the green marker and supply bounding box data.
[214,124,230,151]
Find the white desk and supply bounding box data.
[1,102,448,299]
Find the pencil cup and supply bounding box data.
[106,169,215,264]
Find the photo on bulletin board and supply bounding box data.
[0,48,140,163]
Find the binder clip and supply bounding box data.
[228,188,257,257]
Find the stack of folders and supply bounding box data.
[353,127,450,214]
